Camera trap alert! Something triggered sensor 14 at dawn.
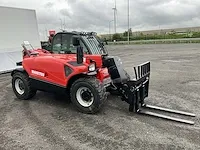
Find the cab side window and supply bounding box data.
[61,34,76,53]
[61,34,89,54]
[52,34,62,53]
[52,33,89,54]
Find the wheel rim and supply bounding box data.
[76,87,94,107]
[15,78,25,95]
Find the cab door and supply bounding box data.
[51,33,90,54]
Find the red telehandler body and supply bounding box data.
[11,31,195,124]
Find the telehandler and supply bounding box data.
[11,31,195,124]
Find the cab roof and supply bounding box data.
[56,30,97,36]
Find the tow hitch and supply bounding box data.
[122,62,196,125]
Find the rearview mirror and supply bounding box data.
[72,36,80,46]
[77,46,84,64]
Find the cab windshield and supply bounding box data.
[82,35,107,55]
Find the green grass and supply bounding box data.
[107,38,200,45]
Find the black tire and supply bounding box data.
[12,72,37,100]
[70,77,106,114]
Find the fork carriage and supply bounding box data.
[120,61,195,125]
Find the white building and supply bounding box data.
[0,6,41,73]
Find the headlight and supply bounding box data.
[88,63,96,72]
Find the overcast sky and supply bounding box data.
[1,0,200,40]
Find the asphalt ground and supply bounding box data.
[0,43,200,150]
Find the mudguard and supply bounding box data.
[16,62,22,66]
[11,68,27,76]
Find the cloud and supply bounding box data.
[44,2,54,8]
[1,0,200,40]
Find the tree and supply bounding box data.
[112,33,121,41]
[128,28,132,36]
[123,28,132,37]
[123,31,128,37]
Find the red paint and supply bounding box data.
[49,30,56,35]
[96,68,110,82]
[22,48,111,87]
[85,55,103,68]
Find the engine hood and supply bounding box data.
[52,54,77,62]
[29,50,103,68]
[48,54,103,68]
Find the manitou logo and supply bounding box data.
[31,70,45,77]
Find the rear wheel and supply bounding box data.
[12,72,37,100]
[70,77,106,114]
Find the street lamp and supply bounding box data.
[127,0,130,44]
[59,18,63,30]
[112,0,117,33]
[109,20,114,41]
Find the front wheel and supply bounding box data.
[70,77,106,114]
[12,72,37,100]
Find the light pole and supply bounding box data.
[59,18,63,30]
[63,17,66,30]
[127,0,130,44]
[109,20,114,41]
[112,0,117,33]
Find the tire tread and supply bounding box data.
[70,77,106,114]
[12,72,36,100]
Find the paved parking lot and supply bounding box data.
[0,43,200,150]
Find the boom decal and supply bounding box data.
[31,70,45,77]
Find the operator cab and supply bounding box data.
[49,31,108,56]
[49,31,129,84]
